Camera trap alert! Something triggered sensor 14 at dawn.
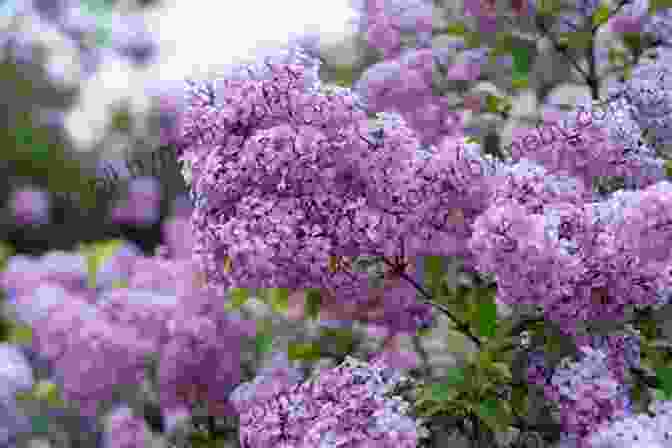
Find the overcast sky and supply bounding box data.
[65,0,359,151]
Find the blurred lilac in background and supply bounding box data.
[7,186,51,226]
[110,176,161,226]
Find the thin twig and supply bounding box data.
[412,333,433,378]
[381,257,483,348]
[535,19,592,84]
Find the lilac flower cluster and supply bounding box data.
[6,0,672,446]
[110,176,162,227]
[162,0,672,442]
[0,343,34,446]
[0,207,256,442]
[5,186,51,227]
[470,179,672,340]
[102,405,152,448]
[8,0,159,80]
[616,57,672,155]
[587,399,672,448]
[347,0,433,57]
[229,354,428,447]
[608,0,672,44]
[353,47,460,148]
[523,326,643,448]
[544,345,633,447]
[178,61,443,333]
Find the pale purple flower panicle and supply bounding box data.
[230,354,428,447]
[0,343,34,404]
[111,176,162,226]
[7,186,50,226]
[103,405,152,448]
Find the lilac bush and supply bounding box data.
[229,354,428,447]
[163,0,672,444]
[6,0,672,447]
[102,405,153,448]
[6,186,51,227]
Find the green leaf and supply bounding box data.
[608,47,626,65]
[476,398,512,433]
[287,342,322,361]
[304,289,322,320]
[473,288,498,340]
[444,22,469,36]
[8,323,32,345]
[511,77,529,89]
[536,0,562,15]
[254,331,274,355]
[428,367,467,402]
[264,288,289,313]
[224,288,250,311]
[33,380,65,407]
[511,46,531,77]
[110,279,128,290]
[592,3,611,27]
[31,415,50,434]
[558,32,593,50]
[510,384,529,416]
[445,327,477,357]
[429,382,461,402]
[622,32,643,54]
[319,326,356,354]
[490,33,515,60]
[80,0,112,15]
[485,94,501,114]
[464,32,482,49]
[438,366,466,389]
[650,0,672,14]
[487,362,513,382]
[652,388,669,401]
[654,366,672,398]
[0,241,13,271]
[665,159,672,178]
[424,255,446,296]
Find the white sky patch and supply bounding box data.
[65,0,359,151]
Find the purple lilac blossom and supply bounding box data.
[30,292,154,418]
[588,399,672,447]
[145,79,190,148]
[0,252,89,303]
[348,0,433,49]
[230,354,428,447]
[96,288,180,350]
[162,215,195,260]
[469,179,671,341]
[616,59,672,156]
[0,398,31,447]
[110,176,162,226]
[107,13,157,67]
[7,186,50,226]
[550,0,601,33]
[353,47,462,147]
[19,0,158,80]
[156,304,250,419]
[608,0,672,44]
[509,100,666,190]
[545,345,632,447]
[103,405,152,448]
[0,343,34,404]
